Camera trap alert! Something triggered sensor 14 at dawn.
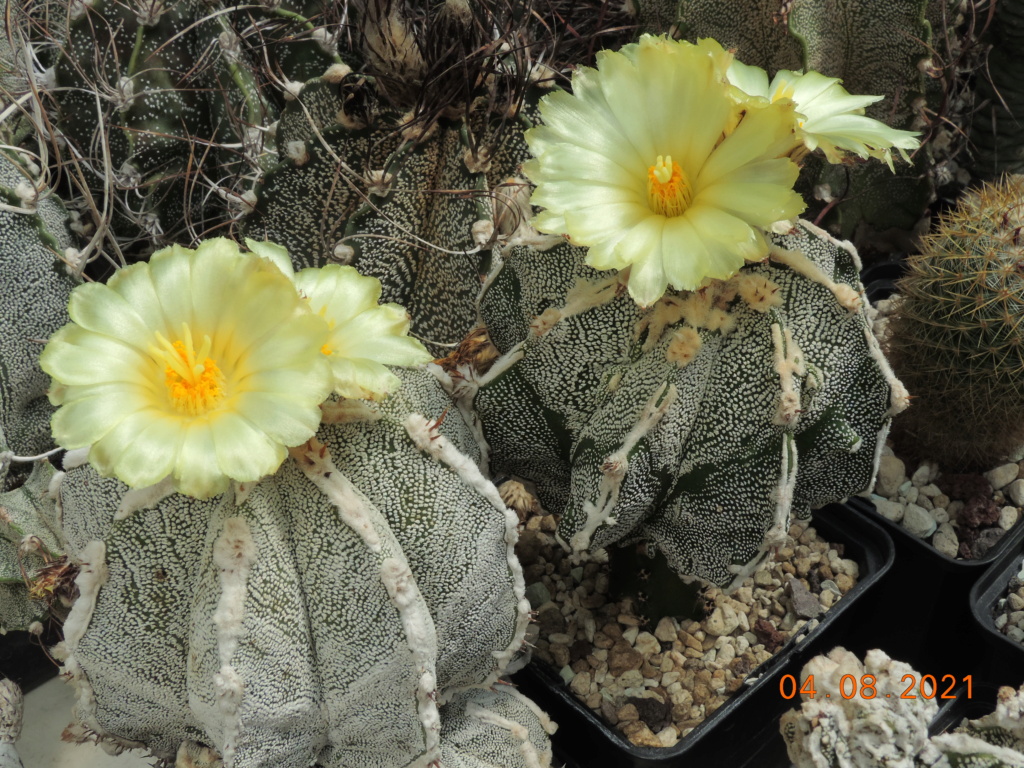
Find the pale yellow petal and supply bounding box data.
[234,391,323,446]
[562,202,650,246]
[50,385,152,449]
[210,412,287,483]
[174,422,231,499]
[40,325,156,388]
[110,415,183,489]
[615,217,667,307]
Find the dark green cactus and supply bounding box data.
[467,219,904,589]
[44,0,337,252]
[884,175,1024,468]
[241,74,543,355]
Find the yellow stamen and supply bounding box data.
[321,344,333,356]
[151,323,225,415]
[646,156,692,218]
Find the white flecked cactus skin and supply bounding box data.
[0,678,25,768]
[0,150,77,631]
[468,220,907,590]
[53,367,555,768]
[0,152,78,462]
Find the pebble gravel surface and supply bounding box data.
[515,513,860,748]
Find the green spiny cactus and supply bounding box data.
[884,175,1024,469]
[52,367,555,767]
[971,0,1024,177]
[466,220,904,589]
[42,0,336,253]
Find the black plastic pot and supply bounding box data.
[510,502,894,768]
[846,495,1024,683]
[0,625,60,694]
[970,536,1024,685]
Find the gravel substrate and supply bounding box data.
[867,445,1023,558]
[516,514,860,749]
[993,565,1024,645]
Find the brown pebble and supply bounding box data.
[621,721,662,748]
[692,683,711,704]
[535,602,565,635]
[569,671,591,696]
[601,699,619,725]
[627,696,672,732]
[570,639,590,663]
[753,618,784,653]
[608,640,644,676]
[602,623,624,641]
[515,529,545,566]
[617,703,639,722]
[550,644,570,667]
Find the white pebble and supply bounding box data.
[1008,480,1024,508]
[931,507,948,524]
[986,463,1020,491]
[1000,506,1020,532]
[902,504,937,538]
[932,523,959,558]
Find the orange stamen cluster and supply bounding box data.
[152,324,225,415]
[647,155,692,218]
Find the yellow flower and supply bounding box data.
[524,35,805,307]
[726,61,921,170]
[40,239,333,499]
[293,265,433,400]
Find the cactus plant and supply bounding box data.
[883,175,1024,469]
[970,0,1024,177]
[40,0,338,254]
[0,151,78,465]
[467,221,904,589]
[455,35,907,590]
[50,364,555,766]
[781,647,1024,767]
[665,0,935,243]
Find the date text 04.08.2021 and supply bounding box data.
[779,674,972,700]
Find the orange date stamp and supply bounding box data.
[779,673,972,700]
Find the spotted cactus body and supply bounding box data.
[0,153,78,462]
[54,367,554,767]
[242,76,540,356]
[469,221,904,589]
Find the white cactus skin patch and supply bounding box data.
[50,364,550,767]
[210,516,256,768]
[403,413,531,685]
[568,382,678,553]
